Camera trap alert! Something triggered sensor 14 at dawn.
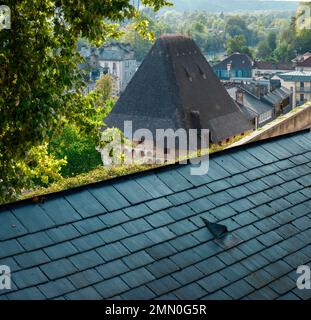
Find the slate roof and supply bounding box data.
[213,53,253,70]
[253,61,294,71]
[296,56,311,68]
[1,130,311,300]
[105,35,253,143]
[279,71,311,82]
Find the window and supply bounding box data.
[300,82,304,88]
[300,94,305,102]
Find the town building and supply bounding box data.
[295,56,311,72]
[79,42,137,96]
[252,61,294,78]
[278,71,311,108]
[212,53,253,81]
[105,35,253,163]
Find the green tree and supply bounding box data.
[0,0,171,203]
[226,35,252,56]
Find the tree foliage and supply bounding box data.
[0,0,171,203]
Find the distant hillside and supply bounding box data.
[168,0,299,12]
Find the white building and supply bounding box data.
[278,71,311,108]
[79,43,137,96]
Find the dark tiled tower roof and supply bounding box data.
[105,35,253,142]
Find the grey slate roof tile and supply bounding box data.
[65,190,107,217]
[2,130,311,300]
[12,204,55,233]
[89,184,130,211]
[0,210,28,240]
[68,269,103,289]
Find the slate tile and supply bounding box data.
[210,205,237,220]
[192,228,214,243]
[284,251,310,268]
[145,242,177,260]
[195,256,226,275]
[145,211,174,228]
[234,225,261,241]
[214,154,246,175]
[145,198,172,212]
[94,277,129,298]
[207,180,231,193]
[208,191,234,207]
[281,180,303,193]
[0,210,27,240]
[257,231,283,247]
[68,269,103,289]
[285,191,308,206]
[135,174,173,197]
[254,217,280,233]
[170,249,202,268]
[71,233,103,252]
[188,197,215,213]
[226,185,252,199]
[122,251,154,269]
[168,220,198,236]
[14,267,48,289]
[245,269,274,289]
[177,165,213,187]
[292,216,311,231]
[232,211,258,226]
[122,234,154,252]
[38,278,75,299]
[278,236,305,254]
[6,287,46,300]
[260,245,288,262]
[147,275,181,296]
[156,293,179,300]
[275,224,299,240]
[65,286,102,300]
[169,234,199,251]
[96,260,129,280]
[173,283,206,300]
[244,180,269,193]
[157,168,195,192]
[220,263,249,282]
[269,198,292,211]
[264,260,292,278]
[217,247,246,266]
[89,184,130,211]
[247,145,278,164]
[113,180,153,204]
[202,290,232,300]
[230,149,262,169]
[265,186,288,200]
[277,292,300,300]
[146,258,179,278]
[65,190,107,217]
[269,276,296,295]
[167,204,196,220]
[237,239,265,256]
[227,173,251,186]
[292,288,311,300]
[0,257,20,272]
[145,226,175,243]
[289,203,311,218]
[193,241,223,260]
[272,211,295,225]
[12,204,55,233]
[123,204,152,219]
[15,250,50,269]
[98,225,129,242]
[260,175,284,188]
[245,287,278,300]
[229,198,255,213]
[120,285,156,300]
[40,198,82,225]
[40,259,77,280]
[247,192,272,206]
[96,242,130,261]
[0,239,25,259]
[100,210,129,227]
[69,250,104,271]
[296,174,311,187]
[46,225,80,243]
[121,268,155,288]
[251,204,276,219]
[172,266,203,285]
[241,253,269,272]
[187,186,212,199]
[198,273,229,293]
[167,191,193,206]
[223,279,254,299]
[221,217,240,231]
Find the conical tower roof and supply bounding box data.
[105,34,253,142]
